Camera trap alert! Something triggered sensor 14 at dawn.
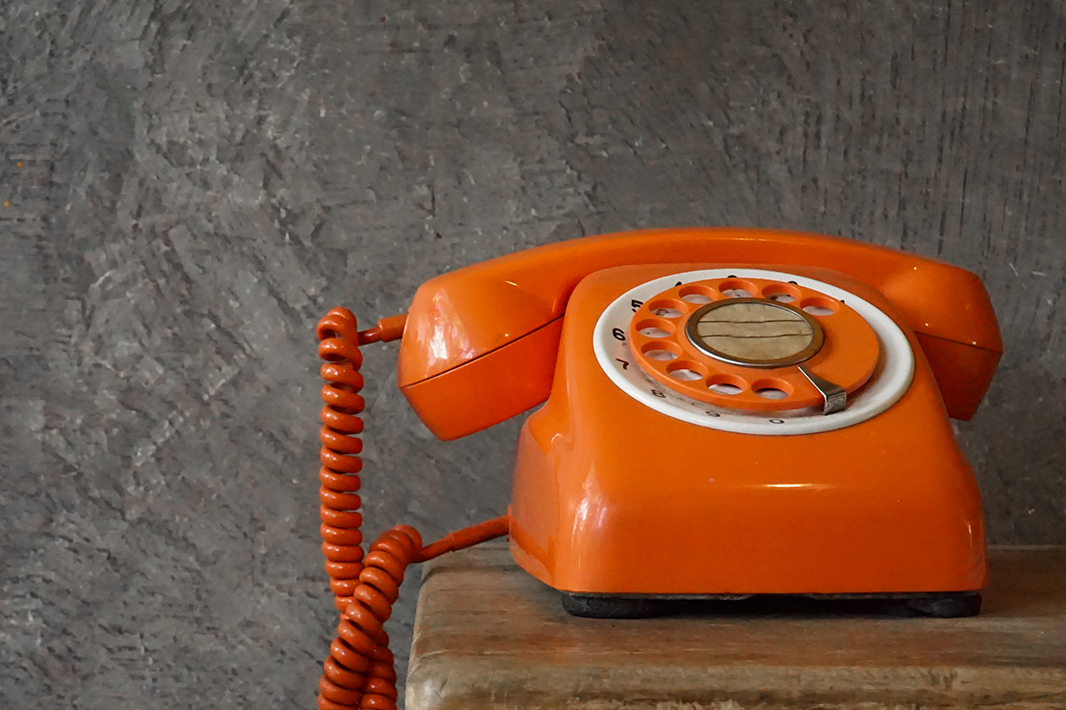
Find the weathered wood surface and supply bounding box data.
[408,543,1066,710]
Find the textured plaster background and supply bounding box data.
[2,1,1065,708]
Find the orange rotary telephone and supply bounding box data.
[311,228,1002,710]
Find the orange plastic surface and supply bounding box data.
[396,228,1002,434]
[509,264,988,596]
[400,318,563,440]
[629,277,879,411]
[915,332,1003,420]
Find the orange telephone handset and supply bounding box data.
[312,228,1002,710]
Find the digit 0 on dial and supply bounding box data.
[629,277,879,411]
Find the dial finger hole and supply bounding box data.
[800,296,839,316]
[706,374,746,396]
[762,283,801,303]
[717,279,758,299]
[647,298,687,318]
[752,378,794,400]
[634,318,675,339]
[678,285,718,305]
[671,369,702,381]
[666,360,708,382]
[642,341,681,361]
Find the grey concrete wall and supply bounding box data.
[2,0,1064,708]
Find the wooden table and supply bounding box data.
[407,543,1066,710]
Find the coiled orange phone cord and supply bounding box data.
[315,307,509,710]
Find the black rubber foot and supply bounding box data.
[561,593,660,619]
[561,591,983,619]
[902,593,982,618]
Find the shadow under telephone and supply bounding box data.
[309,227,1002,710]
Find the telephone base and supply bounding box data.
[560,591,982,619]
